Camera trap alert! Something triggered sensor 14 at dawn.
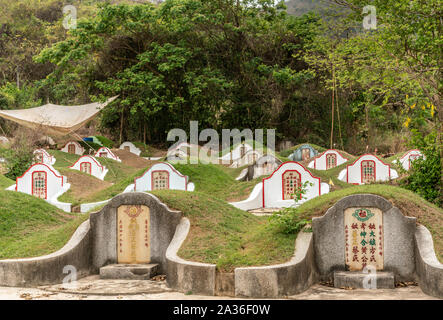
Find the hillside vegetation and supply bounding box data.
[0,190,88,259]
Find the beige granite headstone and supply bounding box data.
[117,205,150,264]
[344,207,383,271]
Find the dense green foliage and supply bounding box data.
[400,130,442,206]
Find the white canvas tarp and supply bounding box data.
[0,96,117,136]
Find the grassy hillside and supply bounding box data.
[0,174,14,188]
[152,190,298,272]
[0,190,88,259]
[173,163,262,202]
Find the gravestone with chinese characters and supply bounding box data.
[312,194,417,289]
[344,208,383,271]
[90,192,182,279]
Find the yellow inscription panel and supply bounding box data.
[117,205,150,264]
[344,207,383,271]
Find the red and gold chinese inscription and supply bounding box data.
[344,207,383,271]
[117,205,150,264]
[282,170,301,200]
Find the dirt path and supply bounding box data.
[0,277,437,300]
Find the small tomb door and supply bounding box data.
[326,153,337,169]
[32,171,47,199]
[344,207,383,271]
[68,144,75,154]
[124,146,130,152]
[117,205,150,264]
[99,152,107,158]
[302,148,310,161]
[152,171,169,190]
[361,160,375,184]
[282,170,301,200]
[80,162,92,175]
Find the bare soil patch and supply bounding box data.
[63,170,112,200]
[112,149,155,169]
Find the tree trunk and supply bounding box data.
[119,110,124,145]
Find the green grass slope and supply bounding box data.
[0,190,88,259]
[173,163,261,202]
[151,190,297,272]
[0,174,14,188]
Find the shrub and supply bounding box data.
[268,181,313,234]
[3,134,34,180]
[400,130,442,207]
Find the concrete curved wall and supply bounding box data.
[234,231,317,298]
[166,218,217,295]
[415,224,443,298]
[0,220,92,287]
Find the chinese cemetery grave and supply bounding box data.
[61,141,85,155]
[70,155,108,180]
[308,149,348,170]
[394,149,425,171]
[338,154,399,184]
[231,161,329,211]
[119,142,142,156]
[133,162,194,192]
[95,147,121,162]
[33,148,56,166]
[288,144,318,162]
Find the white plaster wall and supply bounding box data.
[94,147,121,162]
[80,199,110,213]
[70,155,108,180]
[134,162,188,192]
[15,164,66,201]
[396,150,425,170]
[230,183,263,211]
[33,149,56,166]
[343,154,396,185]
[119,142,142,156]
[220,143,254,161]
[263,162,324,208]
[60,141,84,156]
[230,150,262,168]
[308,149,348,170]
[251,155,282,179]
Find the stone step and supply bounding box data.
[100,264,159,280]
[333,271,395,289]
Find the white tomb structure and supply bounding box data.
[8,163,71,212]
[33,149,56,166]
[394,149,425,171]
[230,149,262,168]
[119,142,142,156]
[230,161,330,211]
[220,143,254,162]
[251,155,282,179]
[337,154,398,185]
[308,149,348,170]
[61,141,85,156]
[130,162,194,192]
[70,155,108,180]
[94,147,121,162]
